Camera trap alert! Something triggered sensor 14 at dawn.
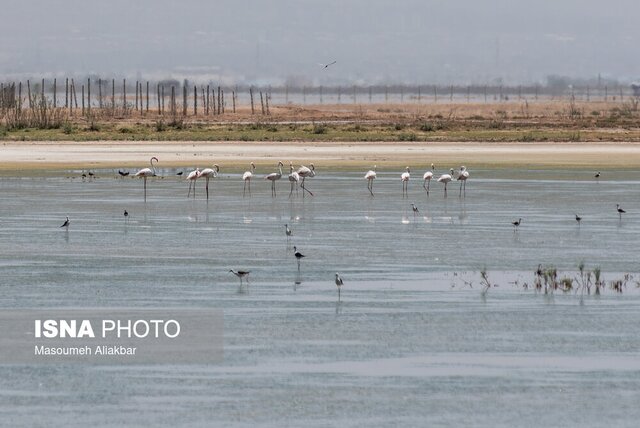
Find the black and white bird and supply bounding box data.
[176,171,184,176]
[335,273,344,300]
[229,269,250,286]
[124,209,129,218]
[594,171,601,179]
[512,218,522,232]
[617,204,626,219]
[118,170,130,177]
[575,214,582,225]
[285,224,292,238]
[293,246,305,261]
[320,60,337,69]
[411,203,419,214]
[60,216,70,228]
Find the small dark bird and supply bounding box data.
[124,209,129,218]
[176,171,184,176]
[229,269,250,286]
[594,171,601,179]
[285,224,292,238]
[575,214,582,225]
[411,203,419,214]
[512,218,522,232]
[60,216,70,228]
[293,246,305,260]
[118,170,130,177]
[81,173,87,180]
[88,171,95,178]
[321,60,337,69]
[335,273,344,300]
[617,204,626,219]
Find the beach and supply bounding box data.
[2,140,640,171]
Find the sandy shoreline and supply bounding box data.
[2,140,640,171]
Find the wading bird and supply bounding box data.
[288,162,300,197]
[617,204,626,219]
[264,161,284,197]
[411,203,419,214]
[285,224,292,239]
[60,216,70,228]
[594,171,601,180]
[176,171,184,176]
[124,209,129,219]
[335,273,344,301]
[401,167,410,197]
[186,167,201,198]
[297,164,315,196]
[293,246,305,270]
[133,156,158,201]
[423,164,434,195]
[199,164,219,200]
[242,162,256,197]
[457,166,469,197]
[575,214,582,226]
[118,170,129,177]
[512,218,522,232]
[365,165,377,196]
[229,269,250,287]
[437,169,455,197]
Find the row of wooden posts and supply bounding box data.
[0,79,274,116]
[0,79,635,115]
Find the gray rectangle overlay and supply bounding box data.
[0,309,223,364]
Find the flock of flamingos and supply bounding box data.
[127,156,470,201]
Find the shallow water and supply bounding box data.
[1,168,640,427]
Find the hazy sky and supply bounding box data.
[1,0,638,84]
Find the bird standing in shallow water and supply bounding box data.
[512,218,522,232]
[242,162,256,197]
[411,203,419,215]
[124,209,129,219]
[60,216,70,228]
[401,167,410,197]
[229,270,250,286]
[364,165,377,196]
[594,171,601,181]
[285,224,292,239]
[575,214,582,226]
[617,204,626,220]
[335,273,344,301]
[293,246,305,270]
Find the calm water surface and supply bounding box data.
[1,168,639,427]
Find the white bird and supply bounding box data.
[186,167,201,198]
[133,156,158,201]
[288,162,300,197]
[423,163,434,195]
[297,164,315,197]
[60,216,70,228]
[264,161,284,197]
[242,162,256,197]
[365,165,377,196]
[229,269,250,286]
[437,168,454,197]
[199,164,219,200]
[401,166,410,197]
[319,60,337,69]
[335,273,344,301]
[457,166,469,197]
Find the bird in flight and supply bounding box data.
[319,60,337,69]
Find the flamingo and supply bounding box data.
[512,218,522,232]
[133,156,158,201]
[229,269,250,286]
[186,167,201,198]
[242,162,256,197]
[60,216,70,228]
[264,161,284,197]
[423,163,434,195]
[364,165,377,196]
[199,164,219,200]
[617,204,626,220]
[297,164,315,196]
[457,166,469,197]
[288,162,300,197]
[437,168,454,197]
[401,166,410,197]
[335,273,344,301]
